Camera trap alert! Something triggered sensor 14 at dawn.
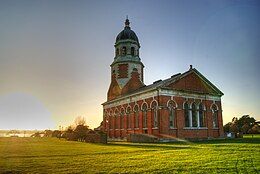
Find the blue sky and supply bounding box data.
[0,0,259,129]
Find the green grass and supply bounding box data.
[0,137,259,173]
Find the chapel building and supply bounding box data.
[102,19,224,139]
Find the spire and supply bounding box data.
[125,16,130,29]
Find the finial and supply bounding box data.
[125,16,130,28]
[190,65,193,70]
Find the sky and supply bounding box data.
[0,0,259,130]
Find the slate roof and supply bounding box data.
[103,68,224,105]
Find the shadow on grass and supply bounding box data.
[192,137,260,145]
[105,142,198,150]
[101,137,260,150]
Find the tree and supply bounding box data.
[43,130,53,137]
[52,130,62,138]
[74,116,86,126]
[237,115,255,132]
[223,122,232,133]
[223,115,258,135]
[248,124,260,134]
[74,124,89,141]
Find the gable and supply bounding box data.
[165,71,221,95]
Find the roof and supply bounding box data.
[115,19,139,45]
[103,67,224,105]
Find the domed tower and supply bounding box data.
[107,19,145,101]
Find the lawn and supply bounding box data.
[0,137,259,173]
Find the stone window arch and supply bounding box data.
[151,101,158,128]
[109,110,113,129]
[199,103,206,127]
[120,107,125,130]
[184,102,190,127]
[211,104,218,128]
[114,109,119,129]
[126,106,131,129]
[191,103,198,127]
[134,105,139,128]
[167,100,177,128]
[141,102,148,128]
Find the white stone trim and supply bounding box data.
[210,103,219,111]
[166,99,178,109]
[150,99,158,109]
[141,101,149,110]
[103,88,221,109]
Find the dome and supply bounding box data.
[116,19,139,44]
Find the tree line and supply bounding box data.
[31,116,106,143]
[223,115,259,135]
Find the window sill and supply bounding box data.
[169,127,177,130]
[143,128,148,130]
[212,127,219,130]
[152,127,158,130]
[127,128,132,130]
[183,127,208,130]
[134,128,139,130]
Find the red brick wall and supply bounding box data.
[118,64,128,78]
[167,72,215,94]
[103,95,224,139]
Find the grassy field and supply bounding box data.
[0,136,259,173]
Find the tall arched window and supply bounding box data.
[131,47,135,56]
[142,103,148,128]
[134,105,139,128]
[120,108,124,129]
[192,103,198,127]
[151,101,158,128]
[109,114,112,129]
[109,110,113,129]
[184,102,189,127]
[168,101,176,128]
[126,107,131,129]
[122,46,126,55]
[199,103,205,127]
[115,109,119,129]
[116,48,119,56]
[212,104,218,128]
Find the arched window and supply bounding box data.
[184,102,189,127]
[120,108,124,129]
[115,109,119,129]
[192,103,198,127]
[142,103,148,128]
[151,101,158,128]
[122,46,126,55]
[199,103,205,127]
[109,115,112,129]
[168,101,176,128]
[126,107,131,129]
[116,48,119,56]
[134,105,139,128]
[131,47,135,56]
[212,104,218,128]
[109,110,113,129]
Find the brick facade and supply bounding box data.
[102,19,224,140]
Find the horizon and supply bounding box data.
[0,0,259,130]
